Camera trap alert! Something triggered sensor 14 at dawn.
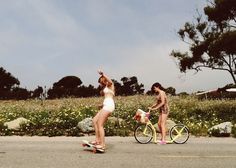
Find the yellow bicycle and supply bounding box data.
[134,115,189,144]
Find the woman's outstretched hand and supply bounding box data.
[98,70,104,76]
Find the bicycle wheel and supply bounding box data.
[134,124,153,144]
[170,124,189,144]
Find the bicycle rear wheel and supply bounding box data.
[170,124,189,144]
[134,124,153,144]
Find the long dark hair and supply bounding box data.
[151,82,165,92]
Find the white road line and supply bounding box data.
[159,156,236,158]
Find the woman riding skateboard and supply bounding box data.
[91,70,115,152]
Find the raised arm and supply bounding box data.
[98,70,113,86]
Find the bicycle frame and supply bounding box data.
[142,120,187,144]
[143,120,158,143]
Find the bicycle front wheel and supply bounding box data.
[170,124,189,144]
[134,124,153,144]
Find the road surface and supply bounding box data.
[0,136,236,168]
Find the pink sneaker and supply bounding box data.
[159,140,166,145]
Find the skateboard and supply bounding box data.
[82,140,105,153]
[93,146,105,153]
[82,140,94,148]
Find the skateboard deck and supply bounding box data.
[93,146,105,153]
[82,140,105,154]
[82,140,94,148]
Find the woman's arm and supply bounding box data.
[149,92,165,111]
[148,94,160,110]
[149,102,158,109]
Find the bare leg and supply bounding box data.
[160,113,168,141]
[92,111,101,144]
[97,110,111,148]
[158,115,162,136]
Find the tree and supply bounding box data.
[0,67,20,91]
[11,87,30,100]
[146,85,176,96]
[31,86,43,99]
[0,67,24,100]
[47,76,100,98]
[165,87,176,96]
[112,79,123,96]
[53,76,82,89]
[47,76,83,98]
[171,0,236,84]
[177,92,189,97]
[120,76,144,96]
[75,85,99,97]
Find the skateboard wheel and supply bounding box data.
[93,148,96,153]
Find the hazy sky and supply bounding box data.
[0,0,233,93]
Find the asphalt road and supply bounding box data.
[0,136,236,168]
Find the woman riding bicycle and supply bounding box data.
[148,82,169,145]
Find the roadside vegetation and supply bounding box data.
[0,95,235,137]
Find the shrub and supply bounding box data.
[0,96,235,136]
[208,128,231,137]
[232,126,236,138]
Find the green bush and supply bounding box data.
[232,126,236,138]
[208,128,231,137]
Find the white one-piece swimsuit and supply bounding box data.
[102,87,115,112]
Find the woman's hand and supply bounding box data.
[98,70,104,76]
[146,111,150,116]
[148,107,152,111]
